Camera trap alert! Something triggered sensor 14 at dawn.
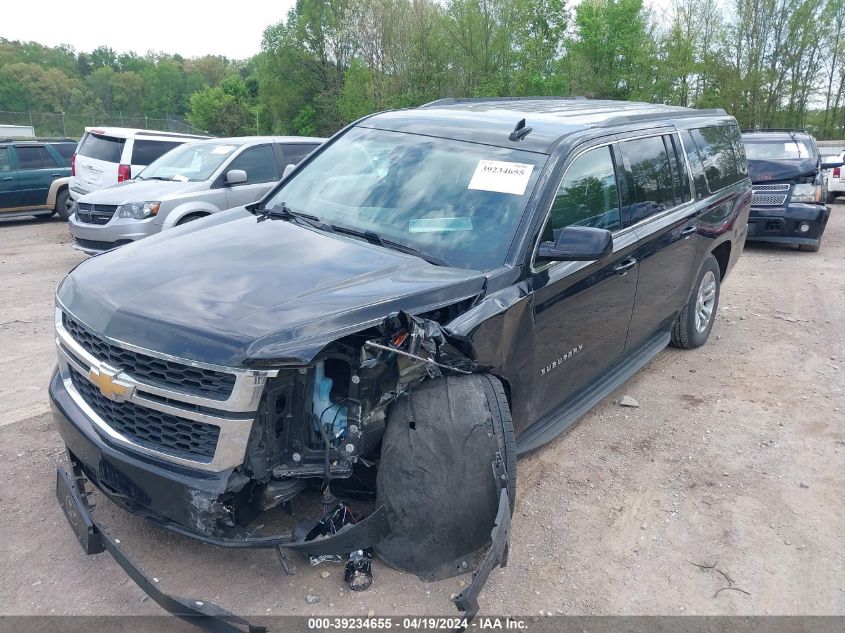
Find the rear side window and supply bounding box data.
[668,135,691,203]
[281,144,318,166]
[542,145,621,242]
[51,143,76,164]
[0,147,11,172]
[227,145,279,184]
[681,130,708,195]
[132,140,183,166]
[14,146,59,169]
[690,125,744,192]
[78,133,126,163]
[620,135,675,224]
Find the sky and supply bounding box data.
[2,0,676,61]
[1,0,298,60]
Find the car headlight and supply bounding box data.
[790,184,821,203]
[118,201,160,219]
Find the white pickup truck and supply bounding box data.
[823,149,845,203]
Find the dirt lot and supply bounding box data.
[0,210,843,618]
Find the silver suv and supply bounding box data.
[68,136,324,254]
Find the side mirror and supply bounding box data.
[821,159,844,170]
[537,225,613,262]
[282,163,296,179]
[225,169,247,185]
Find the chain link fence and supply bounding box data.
[0,110,208,139]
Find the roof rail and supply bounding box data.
[599,108,727,128]
[0,136,78,143]
[421,96,588,107]
[742,128,808,134]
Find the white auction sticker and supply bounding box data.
[211,145,234,155]
[468,160,534,196]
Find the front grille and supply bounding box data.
[753,183,791,192]
[70,368,219,461]
[752,193,788,206]
[76,203,118,225]
[73,237,116,251]
[62,313,236,400]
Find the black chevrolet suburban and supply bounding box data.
[742,129,843,252]
[50,98,751,627]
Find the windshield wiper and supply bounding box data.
[138,176,173,181]
[253,203,335,233]
[329,224,449,266]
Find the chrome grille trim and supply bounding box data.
[752,183,791,192]
[752,193,788,206]
[54,306,277,471]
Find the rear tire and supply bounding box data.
[799,242,821,252]
[670,254,721,349]
[55,188,71,221]
[375,374,515,581]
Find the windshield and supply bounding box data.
[263,127,546,270]
[743,138,813,161]
[138,143,238,182]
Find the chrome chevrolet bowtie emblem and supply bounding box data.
[89,367,133,402]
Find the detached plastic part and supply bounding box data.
[57,462,265,633]
[452,457,511,619]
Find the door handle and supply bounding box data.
[51,173,62,178]
[680,226,697,238]
[1,177,13,181]
[613,257,637,275]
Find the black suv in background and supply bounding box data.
[0,138,76,221]
[742,129,843,252]
[50,98,750,625]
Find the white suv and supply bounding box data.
[68,127,209,209]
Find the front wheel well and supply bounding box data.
[176,211,210,225]
[711,241,731,281]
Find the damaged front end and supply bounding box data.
[52,309,513,631]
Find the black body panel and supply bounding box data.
[49,99,751,623]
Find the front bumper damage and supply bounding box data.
[746,202,830,246]
[57,455,511,631]
[57,462,266,633]
[52,311,513,631]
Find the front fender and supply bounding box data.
[160,201,222,229]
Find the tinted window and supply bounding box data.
[281,144,318,166]
[690,126,743,192]
[51,143,76,164]
[668,135,691,203]
[543,146,620,242]
[0,147,11,172]
[132,140,183,166]
[14,146,59,169]
[621,135,674,224]
[78,133,125,163]
[681,130,708,196]
[227,145,279,184]
[730,129,748,176]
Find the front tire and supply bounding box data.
[375,374,516,581]
[55,188,72,221]
[799,242,821,252]
[671,254,721,349]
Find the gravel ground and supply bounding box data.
[0,209,843,618]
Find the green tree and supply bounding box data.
[187,74,255,135]
[569,0,656,99]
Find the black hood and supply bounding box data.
[58,209,487,366]
[747,158,818,184]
